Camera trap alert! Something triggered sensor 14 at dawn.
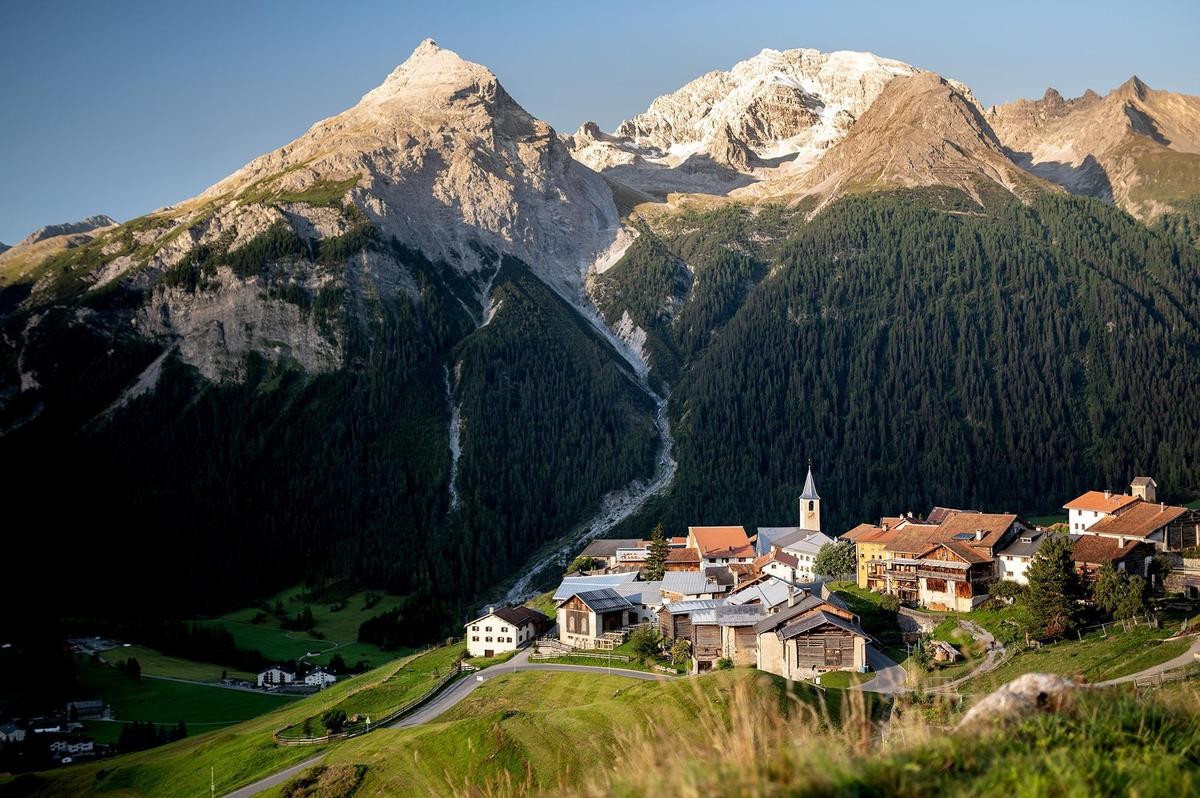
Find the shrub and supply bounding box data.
[715,658,733,670]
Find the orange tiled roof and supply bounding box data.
[1087,502,1189,539]
[690,526,752,557]
[933,511,1019,548]
[1063,491,1140,514]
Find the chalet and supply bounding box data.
[1063,489,1140,533]
[465,605,550,658]
[664,546,701,572]
[576,537,643,568]
[754,549,801,583]
[996,529,1050,584]
[256,666,296,688]
[755,593,869,679]
[689,605,768,670]
[1071,535,1154,580]
[552,572,639,602]
[769,529,836,582]
[613,580,666,622]
[303,668,338,688]
[872,511,1027,609]
[557,588,636,649]
[1085,501,1200,552]
[658,599,725,642]
[661,570,728,602]
[687,526,756,567]
[726,575,795,611]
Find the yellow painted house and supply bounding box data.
[840,518,903,589]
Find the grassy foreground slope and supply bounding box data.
[0,646,457,797]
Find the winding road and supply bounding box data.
[221,649,665,797]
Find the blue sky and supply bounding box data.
[1,0,1197,244]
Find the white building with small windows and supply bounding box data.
[465,605,550,658]
[256,666,296,688]
[303,668,338,688]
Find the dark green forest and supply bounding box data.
[598,190,1200,538]
[0,225,657,646]
[2,187,1199,655]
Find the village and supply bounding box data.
[465,468,1200,681]
[5,468,1199,773]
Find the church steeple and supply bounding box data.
[799,459,821,532]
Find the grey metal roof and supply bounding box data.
[662,570,723,596]
[997,531,1047,558]
[756,527,800,556]
[800,466,820,500]
[573,588,634,613]
[727,576,794,608]
[661,599,726,616]
[553,572,639,602]
[751,593,826,634]
[614,580,664,607]
[690,604,768,627]
[580,538,642,558]
[778,610,868,641]
[778,531,835,555]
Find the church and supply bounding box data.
[756,463,836,583]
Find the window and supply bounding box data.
[471,625,479,631]
[485,636,493,642]
[485,626,492,632]
[472,636,479,641]
[808,501,814,512]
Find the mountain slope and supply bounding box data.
[600,189,1200,539]
[0,41,657,637]
[989,77,1200,219]
[745,72,1046,209]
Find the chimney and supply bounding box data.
[1104,489,1112,500]
[488,606,495,614]
[1160,502,1165,512]
[975,529,984,541]
[787,586,796,608]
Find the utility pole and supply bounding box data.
[210,765,214,798]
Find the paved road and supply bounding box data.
[220,650,666,796]
[859,647,907,693]
[223,753,326,798]
[1092,636,1200,687]
[393,649,666,728]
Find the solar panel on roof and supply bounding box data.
[952,532,976,540]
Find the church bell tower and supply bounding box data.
[799,460,821,532]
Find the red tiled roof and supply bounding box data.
[666,548,700,564]
[1063,491,1140,514]
[1071,535,1148,564]
[1086,502,1189,539]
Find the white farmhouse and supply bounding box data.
[256,666,296,688]
[996,529,1050,584]
[303,667,338,688]
[1063,489,1139,533]
[465,605,549,658]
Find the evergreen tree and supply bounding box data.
[1091,562,1125,618]
[644,524,669,581]
[1114,575,1148,620]
[1025,534,1081,639]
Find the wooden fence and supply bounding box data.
[528,651,631,662]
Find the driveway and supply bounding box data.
[860,647,907,693]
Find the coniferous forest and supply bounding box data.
[601,189,1200,538]
[3,187,1199,643]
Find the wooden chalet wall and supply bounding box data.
[561,596,591,636]
[691,623,722,664]
[793,626,856,668]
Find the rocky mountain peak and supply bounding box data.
[1115,75,1151,101]
[17,214,118,248]
[360,37,507,110]
[744,71,1039,208]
